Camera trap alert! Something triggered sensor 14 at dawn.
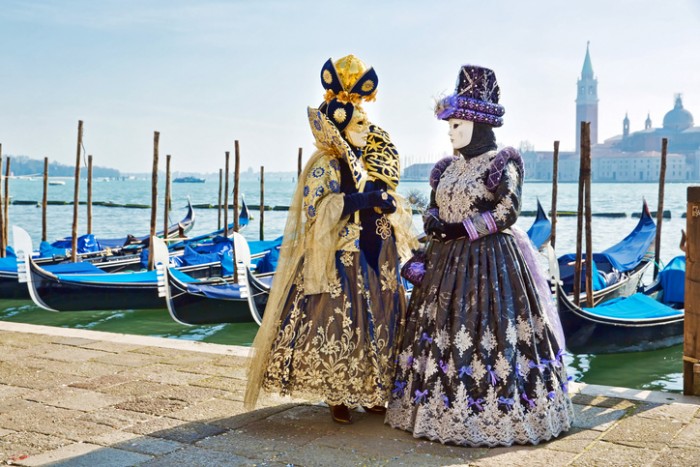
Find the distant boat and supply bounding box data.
[173,176,205,183]
[48,180,65,186]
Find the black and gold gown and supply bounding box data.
[249,110,414,409]
[386,147,573,446]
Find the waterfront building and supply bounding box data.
[404,45,700,183]
[520,44,700,183]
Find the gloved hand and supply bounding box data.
[342,190,396,217]
[441,222,468,241]
[423,214,445,237]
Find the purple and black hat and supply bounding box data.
[435,65,505,127]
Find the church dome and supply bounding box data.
[663,95,694,131]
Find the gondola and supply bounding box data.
[0,200,197,299]
[525,198,551,250]
[12,222,266,312]
[153,234,273,326]
[547,201,674,353]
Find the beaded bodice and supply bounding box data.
[435,151,502,223]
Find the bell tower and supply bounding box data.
[576,42,599,150]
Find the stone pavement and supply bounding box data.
[1,321,699,467]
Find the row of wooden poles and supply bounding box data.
[548,122,669,308]
[0,122,309,274]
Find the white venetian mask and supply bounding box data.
[447,119,474,149]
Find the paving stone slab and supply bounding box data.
[114,395,191,416]
[651,446,700,466]
[602,414,685,449]
[168,397,248,422]
[136,445,254,467]
[124,415,188,436]
[0,331,49,348]
[571,403,627,431]
[87,430,186,456]
[189,375,245,397]
[541,427,601,454]
[671,417,700,449]
[78,341,145,353]
[0,401,112,441]
[92,351,163,368]
[100,380,174,398]
[571,440,661,467]
[38,344,113,363]
[0,383,30,400]
[175,361,244,378]
[0,431,72,464]
[156,382,230,404]
[49,336,99,347]
[570,393,638,411]
[27,386,125,411]
[473,444,577,467]
[68,374,135,390]
[633,401,700,423]
[204,403,298,430]
[120,363,210,385]
[0,366,86,390]
[196,429,321,462]
[17,442,152,467]
[142,421,227,444]
[77,406,159,431]
[21,356,122,378]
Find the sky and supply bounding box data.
[1,0,699,174]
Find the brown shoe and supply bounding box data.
[329,404,353,424]
[362,405,387,415]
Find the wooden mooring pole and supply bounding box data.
[260,166,265,241]
[550,141,559,249]
[583,124,593,308]
[71,120,83,262]
[0,143,4,258]
[297,148,303,180]
[654,138,668,280]
[42,157,48,242]
[87,155,93,234]
[223,152,230,237]
[164,155,171,238]
[147,131,159,270]
[3,156,10,254]
[573,123,588,306]
[233,140,240,233]
[684,186,700,395]
[217,168,223,230]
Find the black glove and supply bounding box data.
[342,190,396,217]
[441,222,468,240]
[423,214,445,237]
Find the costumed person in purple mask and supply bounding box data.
[244,55,416,424]
[386,65,573,446]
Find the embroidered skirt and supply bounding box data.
[386,233,573,446]
[261,240,406,408]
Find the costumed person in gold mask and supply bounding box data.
[386,65,573,445]
[244,55,416,424]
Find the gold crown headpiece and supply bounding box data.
[320,55,378,131]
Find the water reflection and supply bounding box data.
[566,345,683,393]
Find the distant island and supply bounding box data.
[173,176,205,183]
[1,155,120,179]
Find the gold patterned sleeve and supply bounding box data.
[302,155,345,295]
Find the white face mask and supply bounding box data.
[447,119,474,149]
[344,110,370,148]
